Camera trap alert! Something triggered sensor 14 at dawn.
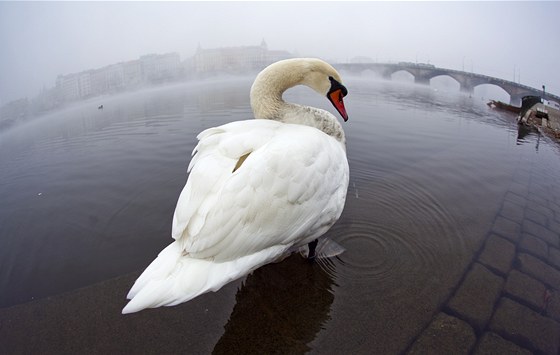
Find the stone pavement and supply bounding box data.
[405,159,560,354]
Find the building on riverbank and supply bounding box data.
[0,41,294,129]
[192,40,291,75]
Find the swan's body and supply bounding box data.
[122,58,349,314]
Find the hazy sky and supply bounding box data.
[1,1,559,104]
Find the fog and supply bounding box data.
[1,1,559,105]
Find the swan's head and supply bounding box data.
[251,58,349,121]
[299,59,349,121]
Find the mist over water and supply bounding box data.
[1,77,560,352]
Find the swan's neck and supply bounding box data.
[250,66,345,144]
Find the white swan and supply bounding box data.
[122,58,350,314]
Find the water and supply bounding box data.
[1,77,559,353]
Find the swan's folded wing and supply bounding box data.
[172,121,349,262]
[172,120,280,241]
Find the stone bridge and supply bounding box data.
[334,62,559,106]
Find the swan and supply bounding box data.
[122,58,350,314]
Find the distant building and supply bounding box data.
[55,52,182,102]
[56,71,92,101]
[193,40,292,74]
[0,44,296,129]
[123,60,143,88]
[140,53,182,83]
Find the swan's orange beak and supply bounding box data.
[327,77,348,121]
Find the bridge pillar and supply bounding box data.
[460,83,474,94]
[414,75,430,85]
[381,70,392,80]
[456,75,475,94]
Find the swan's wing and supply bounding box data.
[171,120,278,242]
[172,120,349,262]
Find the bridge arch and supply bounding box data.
[429,75,461,91]
[391,70,415,83]
[473,84,510,103]
[474,80,514,96]
[333,63,560,105]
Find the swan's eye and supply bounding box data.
[328,76,347,97]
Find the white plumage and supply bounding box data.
[123,58,350,314]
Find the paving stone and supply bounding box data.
[549,247,560,269]
[516,253,560,290]
[499,200,525,223]
[446,263,504,333]
[528,186,551,205]
[524,208,548,227]
[504,270,546,311]
[473,332,532,355]
[492,216,521,243]
[515,165,532,177]
[549,219,560,235]
[549,201,560,220]
[489,297,560,354]
[519,233,549,259]
[504,191,527,207]
[547,290,560,324]
[407,313,476,355]
[527,200,555,222]
[478,234,515,276]
[522,219,559,247]
[511,170,531,185]
[508,182,530,198]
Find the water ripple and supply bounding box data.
[322,164,465,301]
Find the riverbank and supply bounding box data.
[519,102,560,140]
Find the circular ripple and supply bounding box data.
[323,168,467,301]
[333,220,438,284]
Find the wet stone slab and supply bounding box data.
[492,216,521,243]
[445,263,504,333]
[508,182,529,199]
[522,220,559,247]
[504,270,546,311]
[548,291,560,323]
[549,247,560,269]
[549,200,560,215]
[527,200,555,222]
[528,186,552,205]
[478,234,515,276]
[511,171,531,187]
[489,297,560,355]
[519,233,549,259]
[504,191,527,208]
[516,253,560,289]
[549,204,560,223]
[473,332,532,355]
[523,208,548,227]
[407,313,476,355]
[550,219,560,235]
[499,200,525,223]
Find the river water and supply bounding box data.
[1,76,559,353]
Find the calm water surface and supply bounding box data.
[1,77,559,353]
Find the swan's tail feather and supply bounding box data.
[122,242,289,314]
[126,242,183,300]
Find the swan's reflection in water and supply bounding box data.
[213,254,335,354]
